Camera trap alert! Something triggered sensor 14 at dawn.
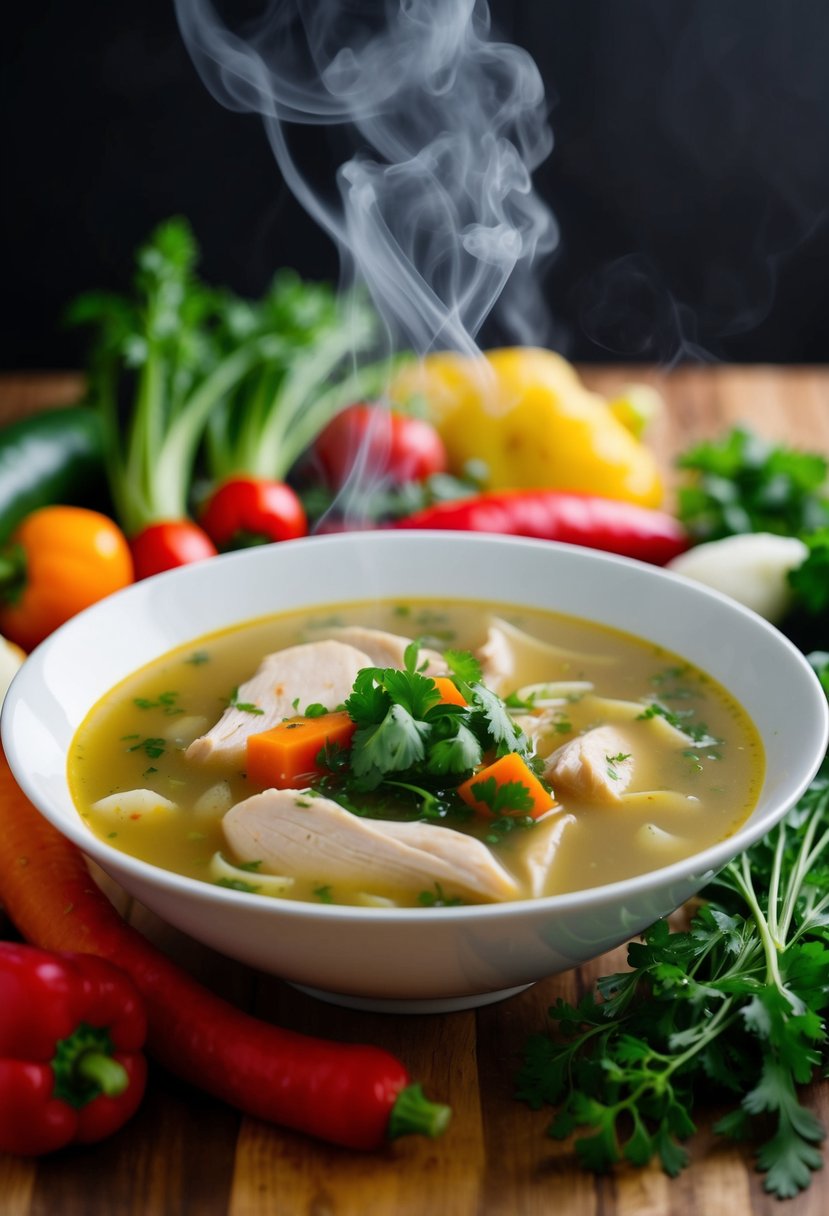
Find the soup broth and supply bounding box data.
[68,598,764,906]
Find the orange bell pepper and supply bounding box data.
[0,506,134,652]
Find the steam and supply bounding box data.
[173,0,557,357]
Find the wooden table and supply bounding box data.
[2,366,829,1216]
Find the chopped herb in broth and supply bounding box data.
[68,599,765,908]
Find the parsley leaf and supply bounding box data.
[382,667,441,719]
[417,883,465,907]
[133,690,184,715]
[343,668,392,727]
[677,426,829,542]
[227,686,264,715]
[427,721,483,775]
[214,877,259,893]
[351,703,431,783]
[788,529,829,615]
[443,649,482,685]
[127,736,166,759]
[470,683,531,757]
[470,776,534,816]
[637,700,720,746]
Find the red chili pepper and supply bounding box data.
[130,520,218,580]
[200,477,307,550]
[0,941,147,1156]
[0,751,450,1150]
[313,403,448,489]
[396,489,690,565]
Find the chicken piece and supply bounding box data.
[476,623,514,691]
[477,616,617,694]
[222,789,520,903]
[324,626,446,676]
[510,810,576,897]
[186,639,372,767]
[543,725,634,804]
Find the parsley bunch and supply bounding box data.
[676,426,829,543]
[336,644,532,798]
[516,706,829,1199]
[676,426,829,647]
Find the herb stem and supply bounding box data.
[733,853,787,996]
[766,824,787,947]
[778,809,829,941]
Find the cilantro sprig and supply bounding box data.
[333,644,531,803]
[517,679,829,1199]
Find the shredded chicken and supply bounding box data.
[475,623,515,691]
[509,810,576,897]
[477,616,616,694]
[323,626,446,676]
[222,789,521,903]
[186,639,372,766]
[543,725,634,803]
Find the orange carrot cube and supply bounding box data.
[431,676,468,707]
[457,751,555,819]
[246,710,356,789]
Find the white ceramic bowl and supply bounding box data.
[3,532,827,1013]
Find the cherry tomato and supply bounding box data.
[0,506,134,651]
[200,478,307,550]
[313,403,448,489]
[129,520,217,581]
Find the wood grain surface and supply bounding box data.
[1,366,828,1216]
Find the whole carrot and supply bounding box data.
[0,749,449,1149]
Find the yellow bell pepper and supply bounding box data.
[390,347,664,508]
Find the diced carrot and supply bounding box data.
[431,676,468,707]
[246,710,356,789]
[457,752,555,819]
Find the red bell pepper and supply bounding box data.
[0,941,147,1156]
[0,753,450,1150]
[396,489,690,566]
[199,476,307,550]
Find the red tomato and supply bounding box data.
[130,520,218,580]
[200,478,307,550]
[313,403,448,489]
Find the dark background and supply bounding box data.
[3,0,829,369]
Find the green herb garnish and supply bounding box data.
[185,651,210,666]
[214,878,260,893]
[605,752,631,780]
[134,691,184,715]
[637,701,720,747]
[227,687,264,715]
[468,775,534,817]
[677,426,829,542]
[417,883,465,908]
[517,663,829,1199]
[127,737,166,760]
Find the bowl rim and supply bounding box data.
[3,530,827,923]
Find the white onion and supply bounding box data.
[667,532,808,623]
